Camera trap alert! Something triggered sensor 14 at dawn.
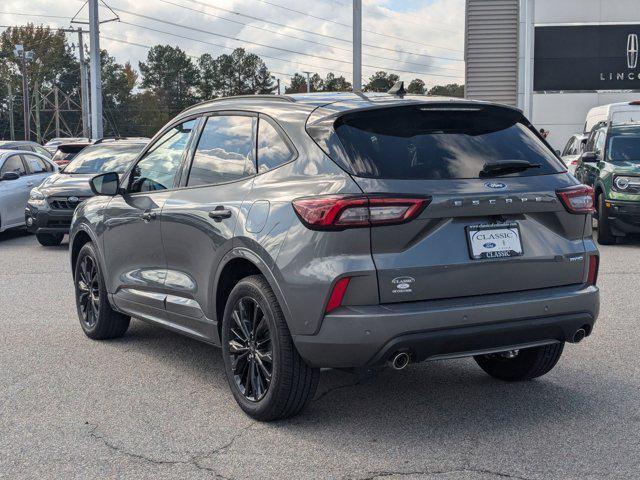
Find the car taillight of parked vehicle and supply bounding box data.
[292,195,430,230]
[587,254,599,286]
[556,185,595,214]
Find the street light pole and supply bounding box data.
[302,71,312,93]
[88,0,104,139]
[77,28,91,138]
[17,47,31,140]
[353,0,362,92]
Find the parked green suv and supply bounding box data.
[576,122,640,244]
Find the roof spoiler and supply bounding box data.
[387,81,406,97]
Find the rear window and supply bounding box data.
[333,105,564,179]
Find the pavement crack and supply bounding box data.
[313,381,360,402]
[351,467,534,480]
[87,422,257,478]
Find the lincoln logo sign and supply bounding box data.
[534,25,640,91]
[629,34,639,69]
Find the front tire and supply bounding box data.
[36,232,64,246]
[221,275,319,421]
[474,343,564,381]
[74,242,130,339]
[596,194,617,245]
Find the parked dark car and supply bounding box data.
[51,142,94,167]
[69,93,599,421]
[43,137,90,155]
[0,140,53,159]
[27,139,147,246]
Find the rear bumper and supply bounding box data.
[293,284,599,368]
[604,200,640,234]
[25,205,73,234]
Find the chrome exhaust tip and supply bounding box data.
[573,328,586,343]
[390,352,410,370]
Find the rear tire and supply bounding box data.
[474,343,564,381]
[221,275,320,421]
[36,232,64,246]
[74,242,130,340]
[596,194,617,245]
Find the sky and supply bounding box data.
[0,0,465,89]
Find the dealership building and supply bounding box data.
[465,0,640,149]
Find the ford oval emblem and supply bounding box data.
[68,196,79,203]
[484,182,507,190]
[483,242,496,248]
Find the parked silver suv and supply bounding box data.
[69,93,600,421]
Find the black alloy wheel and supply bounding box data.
[228,297,273,402]
[77,254,100,329]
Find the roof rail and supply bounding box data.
[181,95,295,114]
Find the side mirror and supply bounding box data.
[90,171,120,196]
[581,151,597,163]
[1,171,20,181]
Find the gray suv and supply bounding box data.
[69,93,600,421]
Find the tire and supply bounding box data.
[474,343,565,382]
[36,232,64,246]
[74,242,130,340]
[596,194,617,245]
[221,275,320,421]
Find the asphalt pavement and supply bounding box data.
[1,229,639,479]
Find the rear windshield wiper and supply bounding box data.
[480,160,541,178]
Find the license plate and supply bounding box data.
[466,223,523,260]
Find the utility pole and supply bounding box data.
[7,83,15,140]
[277,78,281,95]
[88,0,104,139]
[77,28,91,138]
[302,71,312,93]
[14,45,32,140]
[54,86,61,138]
[353,0,362,92]
[34,81,41,143]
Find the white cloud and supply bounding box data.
[0,0,465,88]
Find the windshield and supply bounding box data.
[63,143,144,174]
[333,105,564,179]
[608,125,640,162]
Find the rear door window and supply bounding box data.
[257,118,295,173]
[187,115,256,186]
[333,105,564,179]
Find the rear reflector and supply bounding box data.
[556,185,595,214]
[325,277,350,313]
[292,195,430,230]
[587,255,599,286]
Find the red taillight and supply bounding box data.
[629,100,640,105]
[557,185,595,214]
[292,195,430,230]
[325,277,350,313]
[587,254,599,286]
[570,159,579,166]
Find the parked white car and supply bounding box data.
[560,133,588,176]
[0,150,58,232]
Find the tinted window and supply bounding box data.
[130,120,196,193]
[257,118,294,173]
[594,131,606,159]
[23,154,51,173]
[187,115,255,186]
[562,138,574,156]
[64,143,144,174]
[334,105,564,179]
[1,155,26,176]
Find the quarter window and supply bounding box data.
[1,155,26,176]
[257,118,294,173]
[129,119,197,193]
[187,115,256,186]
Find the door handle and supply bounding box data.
[141,211,157,222]
[209,207,232,222]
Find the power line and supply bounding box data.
[247,0,463,52]
[152,0,464,74]
[110,8,464,79]
[177,0,464,63]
